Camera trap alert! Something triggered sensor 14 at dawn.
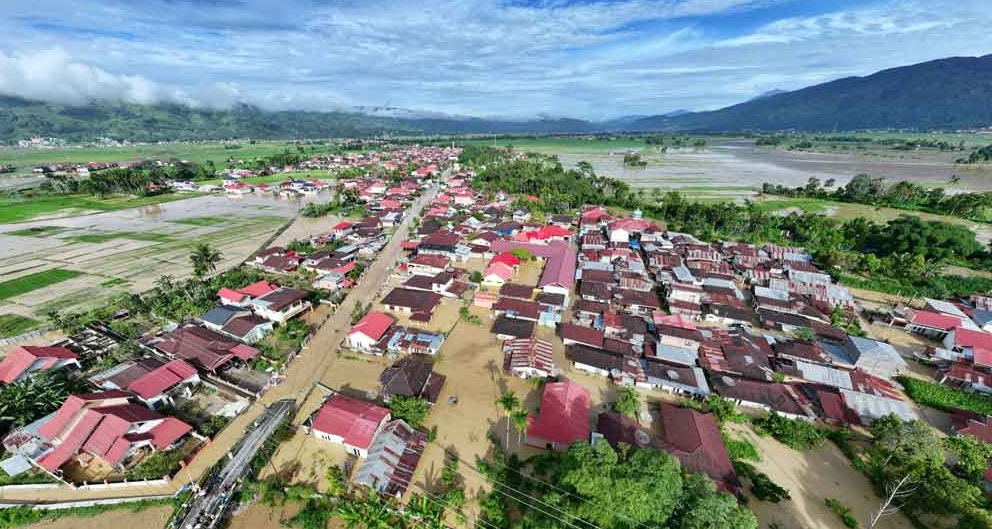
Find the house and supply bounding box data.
[658,403,739,494]
[566,344,623,377]
[251,287,312,324]
[89,359,200,409]
[904,309,961,340]
[643,360,710,397]
[500,283,535,300]
[526,380,591,451]
[220,314,273,344]
[379,357,445,404]
[352,419,428,497]
[217,281,278,307]
[418,232,461,258]
[489,241,577,299]
[595,412,652,450]
[483,262,515,287]
[560,323,605,349]
[381,288,443,322]
[385,328,446,356]
[709,375,808,419]
[199,305,248,332]
[154,325,259,372]
[0,346,80,384]
[838,389,915,424]
[492,297,542,322]
[951,410,992,444]
[503,338,556,378]
[407,254,449,277]
[310,394,391,457]
[347,312,396,352]
[944,328,992,366]
[23,391,192,473]
[840,336,908,380]
[491,316,536,340]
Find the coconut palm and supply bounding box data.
[495,390,519,446]
[189,243,222,279]
[511,408,530,446]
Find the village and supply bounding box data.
[2,144,992,529]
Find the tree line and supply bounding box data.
[460,146,992,299]
[762,174,992,222]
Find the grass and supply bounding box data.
[0,314,43,338]
[200,171,333,186]
[5,226,68,237]
[169,216,228,226]
[99,278,130,287]
[0,193,200,224]
[897,376,992,415]
[0,141,336,167]
[67,231,173,244]
[0,269,84,300]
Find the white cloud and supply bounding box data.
[0,0,988,118]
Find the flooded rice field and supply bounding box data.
[0,191,331,323]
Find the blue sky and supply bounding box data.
[0,0,988,119]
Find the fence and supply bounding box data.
[0,327,53,347]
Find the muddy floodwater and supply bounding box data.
[555,140,992,198]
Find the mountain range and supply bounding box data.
[1,54,991,141]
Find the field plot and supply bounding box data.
[0,268,83,300]
[0,141,329,168]
[479,137,992,200]
[0,193,304,322]
[0,192,203,223]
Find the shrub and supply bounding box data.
[735,461,790,503]
[388,396,431,428]
[724,436,761,462]
[825,498,858,528]
[897,376,992,415]
[752,413,825,450]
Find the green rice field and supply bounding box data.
[0,314,43,338]
[0,269,84,301]
[0,193,201,224]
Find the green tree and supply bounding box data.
[189,243,222,279]
[511,408,529,446]
[677,485,758,529]
[496,390,520,447]
[558,442,685,528]
[387,396,431,428]
[612,386,640,419]
[945,435,992,483]
[509,248,534,262]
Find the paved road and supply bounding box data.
[0,176,442,503]
[173,399,295,529]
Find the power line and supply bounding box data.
[406,451,598,529]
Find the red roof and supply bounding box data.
[333,221,353,231]
[0,346,78,384]
[485,262,515,281]
[217,287,248,304]
[127,360,198,400]
[349,312,395,342]
[658,403,739,491]
[951,327,992,350]
[527,380,590,447]
[147,417,194,449]
[311,394,390,450]
[653,313,697,330]
[491,252,522,268]
[36,391,191,471]
[907,309,961,330]
[409,254,449,269]
[560,323,604,348]
[239,281,279,298]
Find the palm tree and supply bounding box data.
[511,408,529,446]
[495,390,519,447]
[154,274,175,293]
[189,243,222,279]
